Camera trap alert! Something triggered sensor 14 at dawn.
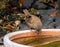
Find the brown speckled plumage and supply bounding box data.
[23,9,42,34]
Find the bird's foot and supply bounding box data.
[34,31,40,37]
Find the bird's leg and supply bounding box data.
[36,28,42,36]
[35,29,41,42]
[30,29,33,32]
[34,30,39,37]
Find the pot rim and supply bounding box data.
[4,29,60,47]
[4,30,34,47]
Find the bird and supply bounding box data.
[23,9,42,35]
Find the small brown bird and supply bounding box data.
[23,9,42,34]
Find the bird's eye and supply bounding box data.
[26,15,31,18]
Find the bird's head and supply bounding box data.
[23,9,32,22]
[24,15,32,23]
[26,15,31,18]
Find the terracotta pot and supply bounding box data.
[4,29,60,47]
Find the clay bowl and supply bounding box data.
[4,29,60,47]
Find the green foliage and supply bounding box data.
[29,8,39,15]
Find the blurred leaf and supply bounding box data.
[29,8,39,15]
[0,0,8,9]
